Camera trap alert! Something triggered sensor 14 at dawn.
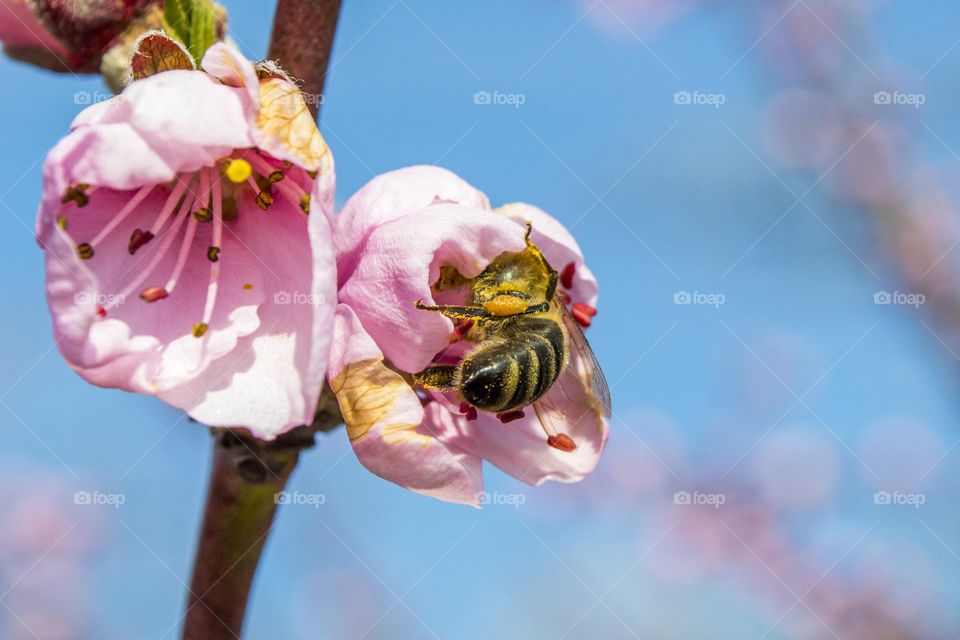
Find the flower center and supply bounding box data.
[60,150,313,338]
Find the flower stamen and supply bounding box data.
[140,286,169,302]
[61,184,92,207]
[571,303,597,328]
[547,434,577,452]
[76,243,94,260]
[162,212,199,295]
[244,174,274,210]
[89,184,154,250]
[149,177,192,236]
[128,229,154,255]
[111,198,192,309]
[196,167,224,339]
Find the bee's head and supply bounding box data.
[470,244,555,308]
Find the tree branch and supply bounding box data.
[181,429,308,639]
[267,0,343,119]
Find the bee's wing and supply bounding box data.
[531,301,611,440]
[557,300,611,417]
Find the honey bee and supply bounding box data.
[413,224,611,451]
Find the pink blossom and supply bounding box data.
[329,166,609,506]
[36,42,336,439]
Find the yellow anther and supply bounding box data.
[192,322,208,338]
[224,158,252,184]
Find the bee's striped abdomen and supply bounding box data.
[459,318,565,412]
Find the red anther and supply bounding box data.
[573,302,597,318]
[140,287,169,303]
[95,306,106,318]
[127,228,154,255]
[572,303,596,328]
[547,433,577,452]
[560,262,576,289]
[452,319,474,341]
[497,410,525,424]
[459,402,478,421]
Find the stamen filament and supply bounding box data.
[243,152,281,177]
[109,209,191,309]
[149,176,192,235]
[246,176,274,210]
[89,184,154,248]
[197,168,224,335]
[273,181,310,215]
[162,215,198,293]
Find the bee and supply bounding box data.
[413,223,611,451]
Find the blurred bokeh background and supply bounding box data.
[3,0,960,637]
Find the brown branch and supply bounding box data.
[181,429,308,639]
[267,0,343,119]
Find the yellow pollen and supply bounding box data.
[484,294,528,316]
[192,322,208,338]
[224,158,252,184]
[242,283,253,290]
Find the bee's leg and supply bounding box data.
[415,299,490,320]
[414,365,458,389]
[518,301,550,315]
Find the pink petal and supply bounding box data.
[71,70,254,172]
[200,41,260,108]
[156,193,334,438]
[42,123,176,192]
[336,165,491,283]
[329,305,483,505]
[337,204,527,373]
